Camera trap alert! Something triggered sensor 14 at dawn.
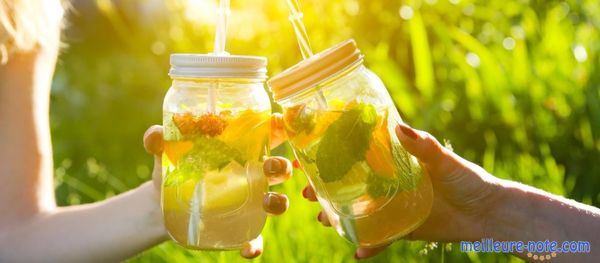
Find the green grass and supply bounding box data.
[51,0,599,262]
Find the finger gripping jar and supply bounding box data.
[162,54,271,250]
[268,40,433,247]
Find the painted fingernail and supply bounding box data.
[317,211,328,224]
[319,212,332,226]
[292,159,301,169]
[263,193,287,215]
[397,123,419,140]
[248,247,257,257]
[265,158,284,174]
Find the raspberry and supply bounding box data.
[172,112,228,137]
[196,113,228,137]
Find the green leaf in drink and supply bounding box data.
[164,136,244,186]
[190,136,245,170]
[316,103,378,183]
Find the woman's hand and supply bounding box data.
[143,123,292,259]
[302,122,504,259]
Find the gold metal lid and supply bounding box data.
[268,39,363,101]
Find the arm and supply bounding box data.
[0,182,166,263]
[304,123,600,261]
[0,42,294,261]
[488,179,600,259]
[0,50,168,262]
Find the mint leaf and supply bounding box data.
[163,159,199,186]
[164,136,244,186]
[316,103,377,183]
[190,136,245,170]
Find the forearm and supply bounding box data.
[0,182,167,263]
[0,51,57,217]
[487,179,600,260]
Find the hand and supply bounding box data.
[143,123,292,259]
[302,122,504,259]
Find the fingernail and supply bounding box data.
[252,248,261,258]
[265,158,284,174]
[302,187,309,198]
[264,193,278,207]
[263,193,287,215]
[397,123,419,140]
[354,252,361,260]
[248,246,257,256]
[317,211,328,224]
[292,159,301,169]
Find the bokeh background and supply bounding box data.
[50,0,600,262]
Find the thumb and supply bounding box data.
[393,122,470,183]
[395,122,447,165]
[143,125,164,190]
[143,125,164,155]
[395,123,473,183]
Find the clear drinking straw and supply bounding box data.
[286,0,313,59]
[286,0,360,235]
[207,0,231,114]
[285,0,328,109]
[188,0,231,245]
[213,0,230,56]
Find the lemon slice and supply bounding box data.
[219,110,270,161]
[162,179,196,211]
[202,162,249,211]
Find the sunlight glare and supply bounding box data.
[185,0,218,24]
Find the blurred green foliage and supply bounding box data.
[50,0,600,262]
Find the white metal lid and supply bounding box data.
[169,54,268,79]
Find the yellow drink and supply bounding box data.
[162,110,269,249]
[284,101,433,247]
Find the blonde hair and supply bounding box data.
[0,0,65,64]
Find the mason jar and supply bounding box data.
[268,40,433,247]
[162,54,271,250]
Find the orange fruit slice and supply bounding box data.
[164,140,194,164]
[365,110,395,178]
